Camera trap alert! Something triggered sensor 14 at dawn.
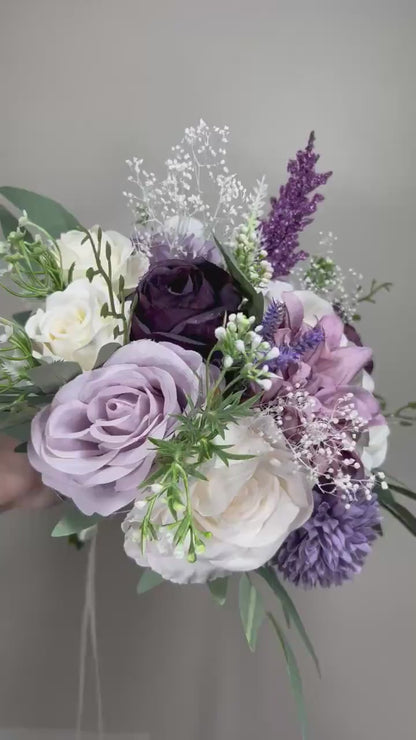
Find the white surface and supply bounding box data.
[0,2,415,740]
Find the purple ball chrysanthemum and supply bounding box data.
[272,490,381,588]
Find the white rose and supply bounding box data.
[122,419,313,584]
[25,277,127,371]
[57,225,149,290]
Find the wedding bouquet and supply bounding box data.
[1,121,415,736]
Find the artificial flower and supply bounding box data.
[131,258,242,355]
[25,277,127,371]
[273,489,381,587]
[27,340,203,515]
[57,225,148,289]
[122,419,313,583]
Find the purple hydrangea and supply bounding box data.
[272,490,381,588]
[261,132,332,277]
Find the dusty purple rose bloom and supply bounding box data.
[131,258,242,356]
[27,340,203,516]
[272,489,381,587]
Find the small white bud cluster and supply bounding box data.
[231,177,273,290]
[215,313,279,390]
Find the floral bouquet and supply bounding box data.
[0,120,415,736]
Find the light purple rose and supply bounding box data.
[28,340,203,515]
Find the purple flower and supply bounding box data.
[272,490,381,587]
[261,132,332,277]
[27,341,204,516]
[131,259,242,356]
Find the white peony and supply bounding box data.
[25,277,127,371]
[57,225,148,290]
[122,419,313,584]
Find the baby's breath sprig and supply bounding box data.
[0,213,66,299]
[81,227,130,343]
[137,314,278,562]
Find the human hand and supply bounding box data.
[0,435,57,511]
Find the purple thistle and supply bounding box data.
[261,300,285,343]
[271,490,381,588]
[261,132,332,277]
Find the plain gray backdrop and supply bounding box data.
[0,1,415,739]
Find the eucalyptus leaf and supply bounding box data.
[51,504,101,537]
[0,204,18,238]
[28,361,82,394]
[137,569,165,594]
[208,576,229,606]
[12,310,32,327]
[377,486,416,536]
[257,566,321,676]
[388,482,416,501]
[238,573,265,652]
[93,342,121,369]
[213,235,264,322]
[267,612,308,740]
[0,186,81,238]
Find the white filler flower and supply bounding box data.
[123,419,313,584]
[25,277,127,370]
[57,225,148,289]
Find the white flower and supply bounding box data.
[122,419,313,584]
[25,277,127,370]
[57,226,149,290]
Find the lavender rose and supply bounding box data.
[27,340,203,516]
[131,258,242,355]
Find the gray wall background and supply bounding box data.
[0,1,415,739]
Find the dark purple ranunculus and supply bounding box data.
[131,258,242,355]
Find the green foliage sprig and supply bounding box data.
[81,227,130,343]
[0,216,67,299]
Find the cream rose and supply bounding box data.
[25,277,127,371]
[123,418,313,584]
[57,225,148,290]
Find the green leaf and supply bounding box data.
[267,612,308,740]
[14,440,28,453]
[0,204,18,238]
[93,342,121,369]
[208,576,229,606]
[28,360,82,393]
[213,235,264,322]
[238,573,265,651]
[137,569,165,594]
[51,504,101,537]
[388,482,416,501]
[0,417,33,441]
[377,486,416,536]
[0,186,81,238]
[12,310,32,327]
[257,566,321,676]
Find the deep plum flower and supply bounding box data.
[131,258,242,356]
[272,490,381,587]
[27,340,203,516]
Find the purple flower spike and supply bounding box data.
[272,490,381,588]
[261,133,332,277]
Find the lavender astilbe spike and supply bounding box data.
[261,132,332,278]
[261,300,285,343]
[275,326,324,369]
